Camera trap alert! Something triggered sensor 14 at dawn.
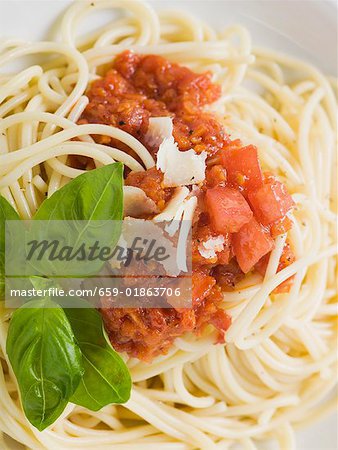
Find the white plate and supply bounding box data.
[0,1,337,449]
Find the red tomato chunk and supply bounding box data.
[205,186,253,233]
[270,215,293,238]
[232,218,274,273]
[248,177,295,226]
[221,143,263,191]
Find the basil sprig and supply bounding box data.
[4,163,131,431]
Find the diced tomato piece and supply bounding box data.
[270,215,293,238]
[192,269,216,305]
[248,178,295,225]
[217,247,231,265]
[232,218,274,273]
[221,144,263,191]
[255,241,296,293]
[205,186,253,233]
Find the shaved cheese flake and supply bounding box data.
[146,116,207,187]
[154,186,190,222]
[123,186,158,218]
[157,137,207,187]
[144,117,173,149]
[165,194,198,237]
[198,235,225,260]
[177,196,198,272]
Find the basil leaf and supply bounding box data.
[6,298,84,431]
[0,259,4,297]
[30,275,58,293]
[0,196,20,298]
[34,163,124,221]
[30,163,124,278]
[0,195,19,249]
[65,303,131,410]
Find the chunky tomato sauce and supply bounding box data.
[80,50,228,156]
[81,51,295,361]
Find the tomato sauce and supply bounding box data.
[100,285,230,362]
[80,50,228,156]
[125,167,171,210]
[82,51,295,361]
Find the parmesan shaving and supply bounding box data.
[144,117,173,149]
[154,186,190,222]
[156,137,207,187]
[146,117,207,188]
[198,235,225,260]
[123,186,158,218]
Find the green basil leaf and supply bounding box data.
[0,259,4,297]
[30,163,124,278]
[0,195,20,249]
[30,275,58,294]
[34,163,124,221]
[65,302,131,410]
[0,196,20,298]
[6,298,84,431]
